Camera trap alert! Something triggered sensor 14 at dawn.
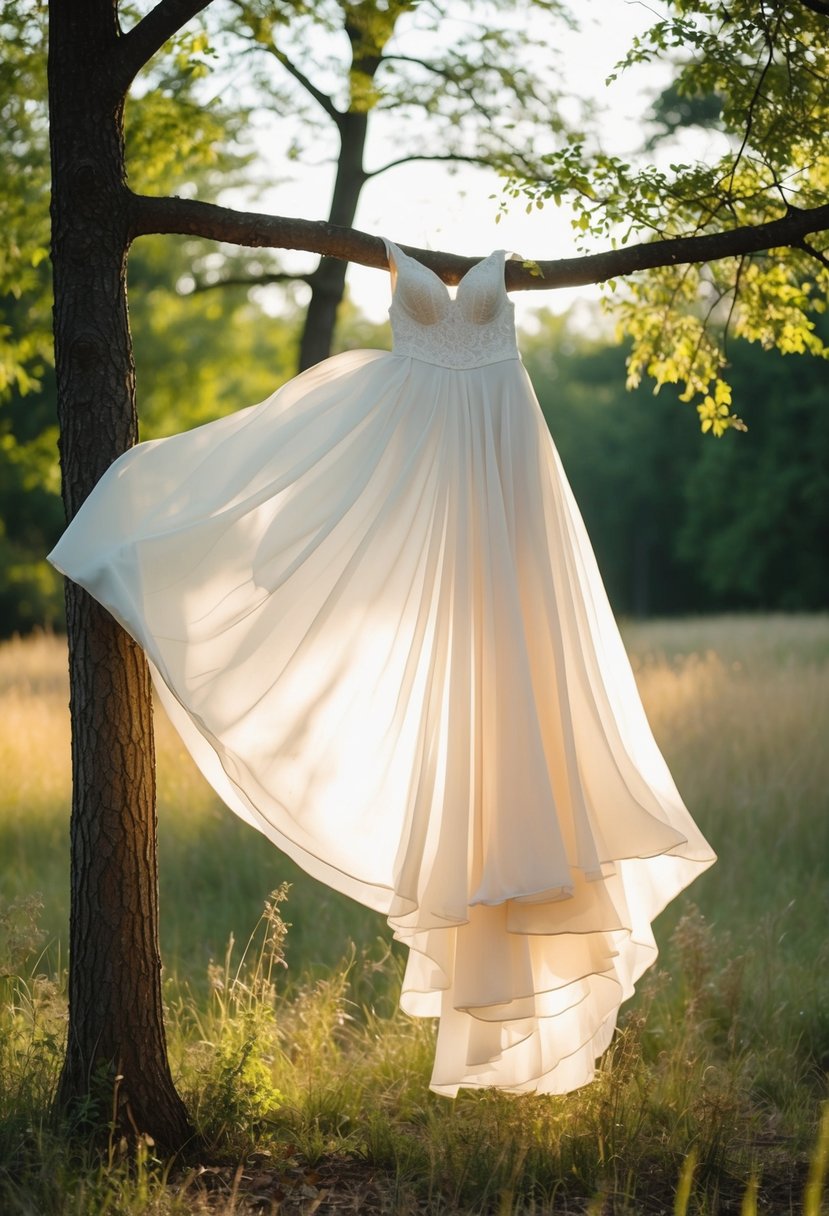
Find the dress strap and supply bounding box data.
[383,238,402,295]
[383,239,512,306]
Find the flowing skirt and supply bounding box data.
[49,349,715,1095]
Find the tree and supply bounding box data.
[523,311,829,616]
[677,327,829,609]
[46,0,828,1150]
[197,0,571,369]
[504,0,829,433]
[0,1,294,637]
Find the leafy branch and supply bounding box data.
[499,0,829,430]
[116,0,215,90]
[129,191,829,289]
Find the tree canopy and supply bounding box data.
[192,0,574,368]
[115,0,828,433]
[4,0,828,416]
[503,0,829,432]
[1,0,828,632]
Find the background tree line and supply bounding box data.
[4,289,828,636]
[2,0,827,637]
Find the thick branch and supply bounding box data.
[116,0,214,89]
[130,193,829,289]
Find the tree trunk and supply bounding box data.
[49,0,192,1151]
[297,112,368,371]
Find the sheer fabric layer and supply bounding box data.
[49,343,714,1095]
[48,244,714,1094]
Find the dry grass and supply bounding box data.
[1,617,827,1214]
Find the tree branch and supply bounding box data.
[129,192,829,290]
[265,47,343,124]
[366,153,510,179]
[381,53,455,77]
[799,238,829,270]
[115,0,214,90]
[189,271,312,293]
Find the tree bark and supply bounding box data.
[49,0,192,1151]
[295,7,383,372]
[298,111,368,370]
[131,195,829,290]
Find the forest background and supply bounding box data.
[2,0,828,639]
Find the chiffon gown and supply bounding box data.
[48,239,715,1096]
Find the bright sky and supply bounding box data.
[195,0,705,333]
[225,1,677,327]
[350,2,671,326]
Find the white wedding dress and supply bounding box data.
[49,239,715,1096]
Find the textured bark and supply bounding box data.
[295,12,384,371]
[131,194,829,290]
[49,0,192,1150]
[298,111,369,371]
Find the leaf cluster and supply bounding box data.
[0,2,52,401]
[0,0,300,634]
[222,0,575,175]
[503,0,829,429]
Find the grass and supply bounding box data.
[0,616,828,1213]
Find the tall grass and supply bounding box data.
[1,618,827,1213]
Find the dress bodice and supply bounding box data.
[384,239,518,370]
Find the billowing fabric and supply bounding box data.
[49,239,715,1096]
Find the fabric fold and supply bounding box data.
[48,246,714,1097]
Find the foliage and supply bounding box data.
[522,311,829,616]
[676,330,829,608]
[226,0,572,170]
[0,0,302,635]
[0,2,52,403]
[503,0,829,431]
[0,4,63,632]
[0,0,257,410]
[184,886,291,1141]
[128,236,301,440]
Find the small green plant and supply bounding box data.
[183,886,291,1147]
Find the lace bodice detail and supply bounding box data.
[384,240,518,370]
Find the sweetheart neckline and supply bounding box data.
[386,241,505,301]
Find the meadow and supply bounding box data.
[0,617,827,1214]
